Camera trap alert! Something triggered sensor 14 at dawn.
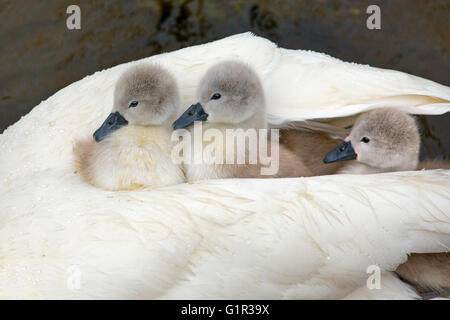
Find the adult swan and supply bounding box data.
[0,33,449,299]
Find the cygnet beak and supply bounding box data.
[172,103,208,130]
[93,111,128,142]
[323,140,357,163]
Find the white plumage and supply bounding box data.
[0,32,449,299]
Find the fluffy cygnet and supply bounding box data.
[172,60,312,181]
[74,64,185,190]
[323,108,420,173]
[323,107,450,295]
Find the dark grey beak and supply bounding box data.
[93,111,128,142]
[323,140,357,163]
[172,103,208,130]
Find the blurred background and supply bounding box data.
[0,0,448,159]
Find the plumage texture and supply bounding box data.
[397,157,450,295]
[74,126,185,190]
[396,253,450,295]
[0,33,450,299]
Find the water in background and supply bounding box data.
[0,0,448,159]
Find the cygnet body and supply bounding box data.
[75,64,185,190]
[172,60,312,181]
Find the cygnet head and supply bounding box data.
[323,108,420,171]
[173,60,265,130]
[94,64,179,142]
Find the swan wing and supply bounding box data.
[58,32,448,125]
[264,47,450,124]
[0,171,448,299]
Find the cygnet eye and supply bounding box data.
[361,137,370,143]
[211,93,221,100]
[129,101,139,108]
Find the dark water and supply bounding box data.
[0,0,449,159]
